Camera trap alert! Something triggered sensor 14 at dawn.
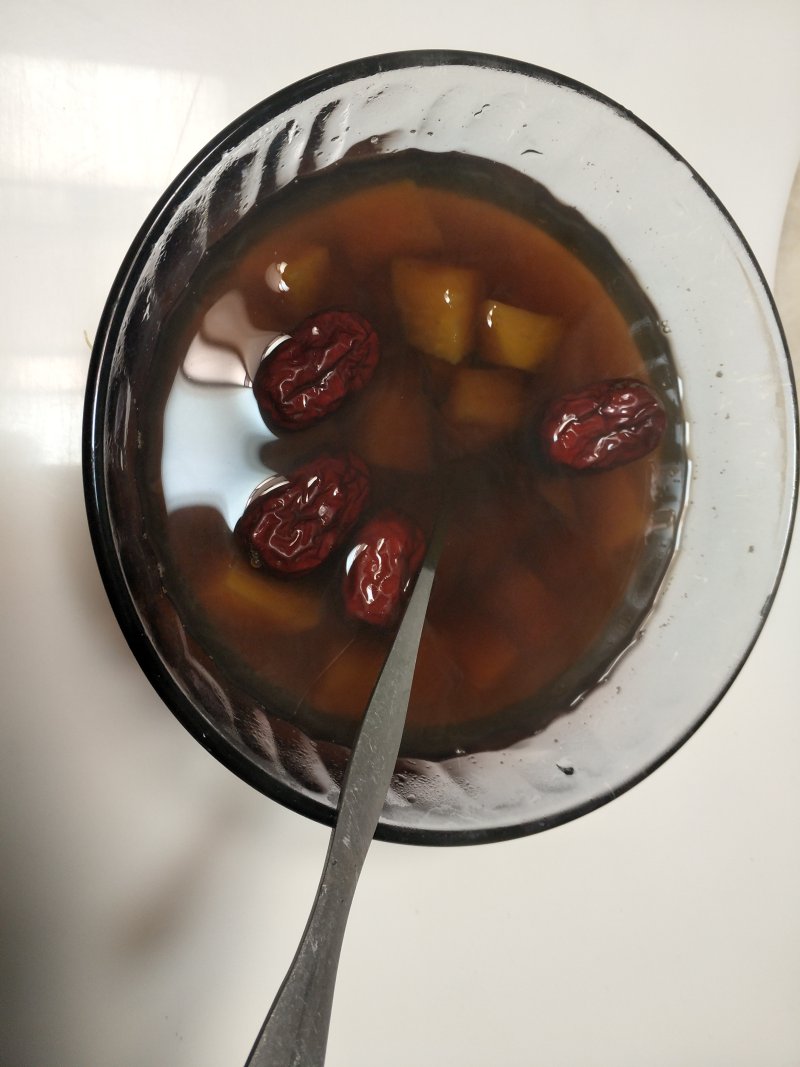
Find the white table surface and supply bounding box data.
[2,3,799,1065]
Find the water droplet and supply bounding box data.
[659,320,671,334]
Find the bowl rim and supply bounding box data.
[83,48,799,846]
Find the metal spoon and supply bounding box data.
[244,514,446,1067]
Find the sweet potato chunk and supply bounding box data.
[447,618,519,694]
[485,566,561,643]
[391,258,483,364]
[354,376,434,472]
[479,564,576,700]
[478,300,563,371]
[213,559,323,633]
[267,245,332,324]
[442,367,524,450]
[577,466,649,556]
[407,621,461,725]
[309,638,386,719]
[537,474,579,524]
[333,181,443,273]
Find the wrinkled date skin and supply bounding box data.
[253,309,380,431]
[540,378,667,471]
[343,511,427,628]
[235,453,370,575]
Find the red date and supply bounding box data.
[540,378,666,471]
[253,309,379,431]
[235,453,370,575]
[342,511,427,628]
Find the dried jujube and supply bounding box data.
[342,511,427,628]
[235,453,370,575]
[253,309,379,431]
[540,377,666,471]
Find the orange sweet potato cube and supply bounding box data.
[333,180,443,273]
[485,565,562,643]
[537,474,579,524]
[391,258,483,364]
[407,621,461,726]
[309,638,386,719]
[214,560,323,633]
[478,300,564,371]
[269,244,332,324]
[441,367,525,450]
[577,466,649,556]
[354,377,434,472]
[448,618,519,695]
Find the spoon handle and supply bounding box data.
[244,519,445,1067]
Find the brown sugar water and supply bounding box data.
[144,151,685,759]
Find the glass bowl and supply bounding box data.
[83,50,797,845]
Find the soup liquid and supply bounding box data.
[146,152,681,758]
